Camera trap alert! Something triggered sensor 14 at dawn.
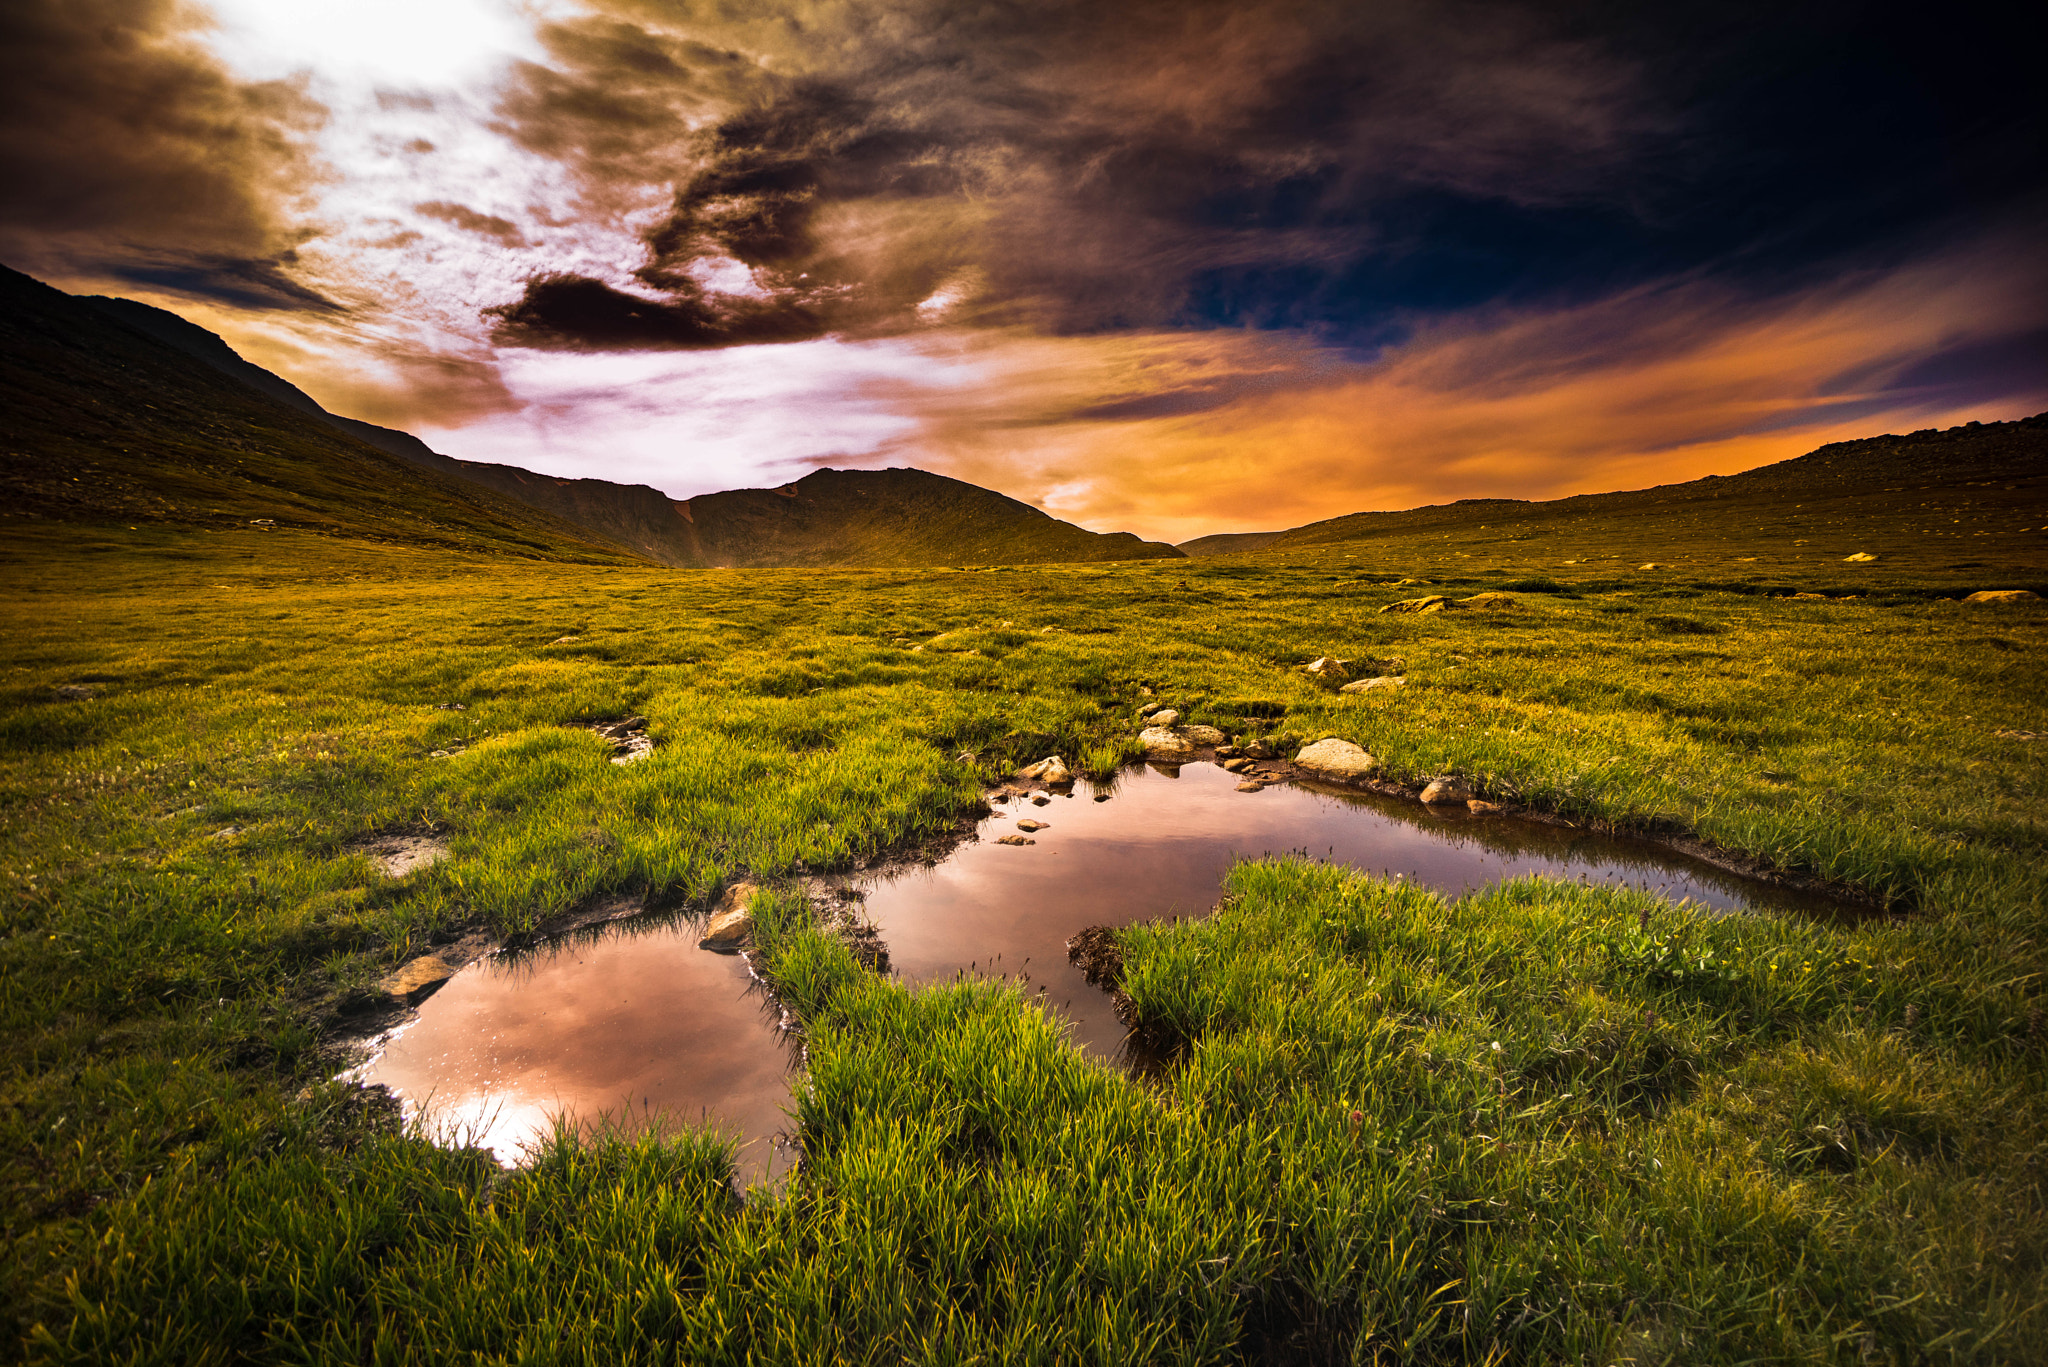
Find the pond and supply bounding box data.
[353,761,1844,1177]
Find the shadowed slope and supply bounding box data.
[0,266,637,563]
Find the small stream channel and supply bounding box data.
[353,762,1846,1178]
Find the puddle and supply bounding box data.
[352,920,799,1178]
[861,762,1847,1059]
[353,761,1848,1174]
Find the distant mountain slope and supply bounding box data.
[1177,530,1285,557]
[0,265,638,563]
[1242,417,2048,556]
[677,468,1183,567]
[81,290,1182,568]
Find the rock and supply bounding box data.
[211,826,243,840]
[1236,780,1265,792]
[1843,552,1878,563]
[550,635,580,644]
[1243,739,1273,759]
[1018,755,1073,784]
[1140,727,1194,759]
[1466,799,1501,814]
[1420,776,1474,804]
[1031,794,1050,806]
[1965,590,2039,603]
[1392,578,1433,587]
[1637,563,1664,570]
[996,834,1036,846]
[1182,724,1226,745]
[1302,657,1354,683]
[1457,593,1518,610]
[1138,701,1167,718]
[381,955,457,998]
[1293,737,1379,779]
[1378,596,1449,615]
[1215,745,1241,759]
[52,684,96,700]
[1016,819,1048,831]
[1790,592,1829,600]
[1145,709,1181,728]
[1339,675,1404,694]
[700,908,752,951]
[1222,757,1253,773]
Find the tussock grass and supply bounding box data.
[3,523,2045,1361]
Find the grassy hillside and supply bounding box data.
[1241,415,2048,586]
[680,466,1186,567]
[2,469,2043,1358]
[0,266,637,565]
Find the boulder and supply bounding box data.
[1144,709,1181,728]
[996,834,1036,846]
[1140,727,1194,760]
[1302,657,1354,683]
[1235,780,1265,792]
[1016,819,1048,832]
[1222,757,1253,773]
[1293,737,1379,779]
[1242,739,1274,760]
[1181,724,1226,745]
[1018,755,1073,784]
[1339,675,1404,694]
[1636,563,1664,571]
[1965,590,2040,604]
[1379,596,1449,615]
[1420,776,1474,804]
[1842,552,1878,563]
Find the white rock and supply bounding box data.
[1302,657,1354,683]
[1019,755,1072,784]
[1140,727,1194,759]
[1293,737,1378,779]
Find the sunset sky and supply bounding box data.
[3,0,2041,541]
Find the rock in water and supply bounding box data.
[1181,724,1226,745]
[1235,780,1265,792]
[1222,757,1253,773]
[380,955,456,999]
[1018,755,1073,784]
[996,834,1036,846]
[1420,777,1474,804]
[1339,675,1404,694]
[1140,727,1194,760]
[1965,590,2039,603]
[1302,657,1354,684]
[1294,737,1379,779]
[1467,799,1501,814]
[700,880,760,951]
[1016,819,1048,832]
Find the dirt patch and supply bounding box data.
[583,715,654,763]
[349,825,450,878]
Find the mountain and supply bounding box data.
[1198,416,2048,568]
[81,291,1183,568]
[1177,530,1285,557]
[0,265,638,563]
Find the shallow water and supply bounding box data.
[863,761,1841,1057]
[356,761,1842,1174]
[353,925,798,1176]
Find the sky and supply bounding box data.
[2,0,2041,542]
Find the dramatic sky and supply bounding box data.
[4,0,2042,540]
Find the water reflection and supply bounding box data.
[860,762,1840,1057]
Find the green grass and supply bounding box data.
[3,512,2045,1362]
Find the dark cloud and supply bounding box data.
[484,273,825,350]
[0,0,326,307]
[488,0,2043,357]
[414,201,529,247]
